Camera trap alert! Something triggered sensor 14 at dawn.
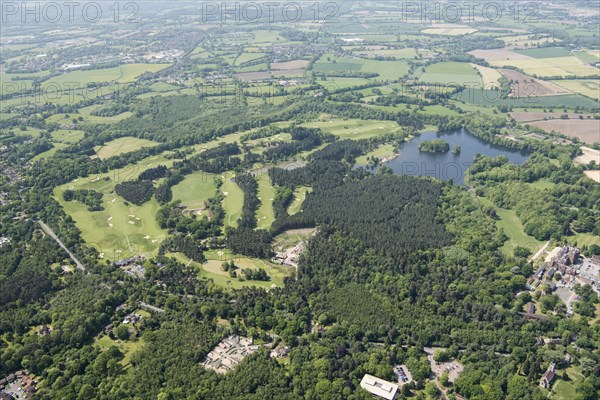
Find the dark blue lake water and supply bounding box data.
[382,128,530,185]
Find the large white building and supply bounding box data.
[360,374,399,400]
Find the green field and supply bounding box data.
[45,63,171,86]
[171,251,291,290]
[288,186,312,215]
[222,174,244,228]
[54,154,173,260]
[547,367,585,400]
[314,54,409,81]
[50,129,85,143]
[514,47,572,58]
[171,171,216,210]
[95,335,144,367]
[301,118,401,140]
[478,196,544,257]
[355,144,397,165]
[420,62,482,85]
[94,137,159,159]
[551,80,600,101]
[256,173,276,230]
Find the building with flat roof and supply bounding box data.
[360,374,399,400]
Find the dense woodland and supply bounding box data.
[1,9,599,400]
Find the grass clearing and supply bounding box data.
[171,251,292,290]
[222,175,244,228]
[288,186,312,215]
[478,196,544,257]
[356,144,397,165]
[94,137,159,159]
[171,171,216,210]
[54,154,173,260]
[301,118,401,140]
[50,129,85,143]
[96,335,144,367]
[256,174,276,230]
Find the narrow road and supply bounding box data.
[530,240,550,263]
[140,302,165,313]
[38,220,86,271]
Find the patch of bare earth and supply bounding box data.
[529,120,600,144]
[500,69,570,97]
[270,60,309,70]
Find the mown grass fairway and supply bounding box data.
[256,173,275,230]
[478,196,544,257]
[222,175,244,228]
[94,137,159,159]
[54,154,174,260]
[171,171,216,210]
[288,186,312,215]
[302,118,401,140]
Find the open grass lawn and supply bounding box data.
[31,143,68,161]
[478,196,544,257]
[549,367,585,400]
[96,335,144,367]
[222,174,244,228]
[420,62,482,85]
[46,105,132,125]
[301,118,401,140]
[171,171,216,210]
[54,154,173,260]
[171,251,292,290]
[568,232,600,248]
[256,173,276,230]
[94,137,159,159]
[288,186,312,215]
[50,129,85,143]
[528,179,556,191]
[314,55,408,81]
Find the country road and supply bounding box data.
[38,220,86,271]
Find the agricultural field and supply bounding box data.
[171,171,216,211]
[94,137,159,159]
[513,47,572,58]
[422,26,477,36]
[550,80,600,101]
[528,119,600,144]
[509,112,595,122]
[313,54,409,81]
[419,62,482,85]
[44,63,171,86]
[471,64,502,89]
[491,56,598,78]
[498,35,559,48]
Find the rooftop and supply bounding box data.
[360,374,398,400]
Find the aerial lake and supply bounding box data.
[382,128,530,185]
